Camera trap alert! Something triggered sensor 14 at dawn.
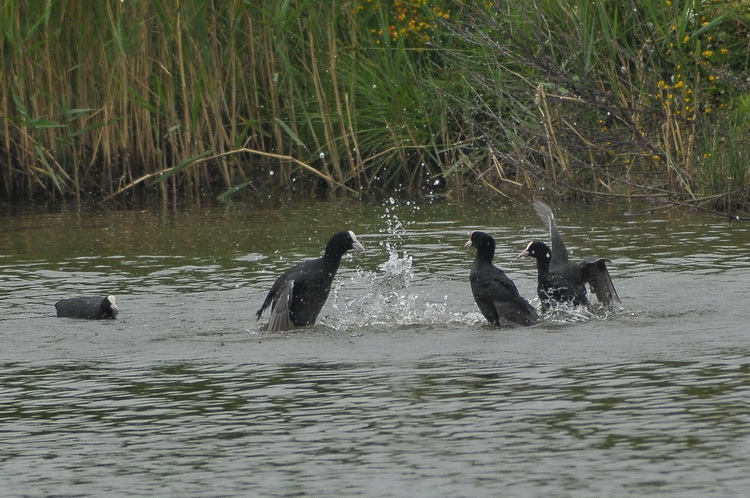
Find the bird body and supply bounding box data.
[519,200,619,309]
[256,231,365,331]
[55,295,119,319]
[465,231,539,327]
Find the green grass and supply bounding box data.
[0,0,748,212]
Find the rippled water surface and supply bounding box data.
[2,198,750,496]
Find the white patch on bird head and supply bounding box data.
[516,242,533,259]
[349,231,366,252]
[464,231,478,249]
[107,295,118,310]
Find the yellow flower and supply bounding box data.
[703,50,714,57]
[704,152,712,158]
[704,108,712,113]
[721,48,729,54]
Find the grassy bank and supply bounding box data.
[1,0,748,212]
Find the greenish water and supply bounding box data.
[1,198,750,496]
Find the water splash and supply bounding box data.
[537,300,621,325]
[330,251,415,327]
[327,198,621,331]
[327,198,470,330]
[330,249,477,330]
[380,196,416,248]
[541,304,595,324]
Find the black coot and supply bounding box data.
[256,231,365,331]
[518,200,619,309]
[55,295,119,319]
[465,231,539,327]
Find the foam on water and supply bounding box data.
[330,249,482,329]
[532,298,623,325]
[327,199,474,330]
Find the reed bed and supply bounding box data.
[0,0,748,212]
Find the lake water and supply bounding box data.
[1,198,749,496]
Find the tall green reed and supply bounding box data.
[0,0,747,209]
[437,0,748,208]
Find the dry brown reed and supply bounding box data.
[1,0,748,213]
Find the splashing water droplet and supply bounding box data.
[326,199,467,330]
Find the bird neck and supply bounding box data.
[475,248,494,264]
[535,255,551,279]
[322,251,344,266]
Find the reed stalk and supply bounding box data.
[0,0,747,210]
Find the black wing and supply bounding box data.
[532,199,569,266]
[267,280,294,332]
[580,257,620,305]
[488,269,539,326]
[256,283,278,320]
[256,261,301,321]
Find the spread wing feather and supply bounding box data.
[267,280,294,332]
[580,258,620,305]
[532,199,569,266]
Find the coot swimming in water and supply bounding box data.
[465,231,539,327]
[55,295,119,319]
[518,200,619,309]
[256,231,365,332]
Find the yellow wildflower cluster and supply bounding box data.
[657,72,697,120]
[655,6,734,120]
[355,0,450,49]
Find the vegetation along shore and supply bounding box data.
[1,1,748,214]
